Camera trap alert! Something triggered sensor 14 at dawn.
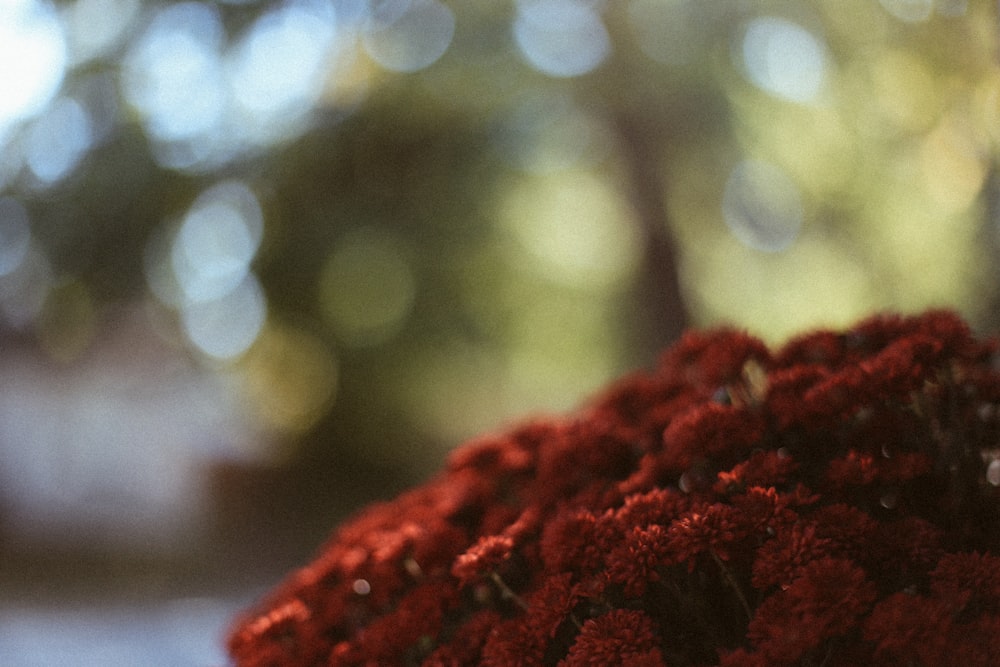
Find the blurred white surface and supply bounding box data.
[0,597,245,666]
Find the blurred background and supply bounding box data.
[0,0,998,663]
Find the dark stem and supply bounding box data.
[710,550,753,622]
[489,571,529,612]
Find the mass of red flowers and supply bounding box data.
[228,310,1000,666]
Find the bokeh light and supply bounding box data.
[691,234,879,344]
[879,0,934,23]
[500,170,642,289]
[318,228,416,347]
[122,2,226,145]
[228,0,338,139]
[362,0,455,73]
[920,112,988,213]
[64,0,140,65]
[181,273,267,359]
[498,92,608,174]
[146,180,269,361]
[722,159,803,253]
[0,0,66,140]
[513,0,611,77]
[171,180,264,304]
[24,96,93,185]
[740,16,828,104]
[238,324,339,437]
[122,0,343,170]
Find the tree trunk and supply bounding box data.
[613,112,691,354]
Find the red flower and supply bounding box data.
[334,580,457,664]
[714,450,798,494]
[666,502,747,569]
[929,551,1000,616]
[662,403,766,470]
[808,504,877,564]
[748,558,876,664]
[728,486,796,538]
[613,487,690,528]
[422,610,501,666]
[228,310,1000,666]
[751,521,833,591]
[558,609,664,667]
[764,364,831,429]
[604,523,671,597]
[863,591,957,665]
[480,573,580,666]
[539,508,604,576]
[452,535,515,586]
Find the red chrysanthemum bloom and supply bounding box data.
[604,523,670,597]
[228,310,1000,666]
[747,557,877,664]
[452,535,516,586]
[558,609,664,667]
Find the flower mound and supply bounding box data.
[228,311,1000,666]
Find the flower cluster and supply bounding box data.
[228,310,1000,666]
